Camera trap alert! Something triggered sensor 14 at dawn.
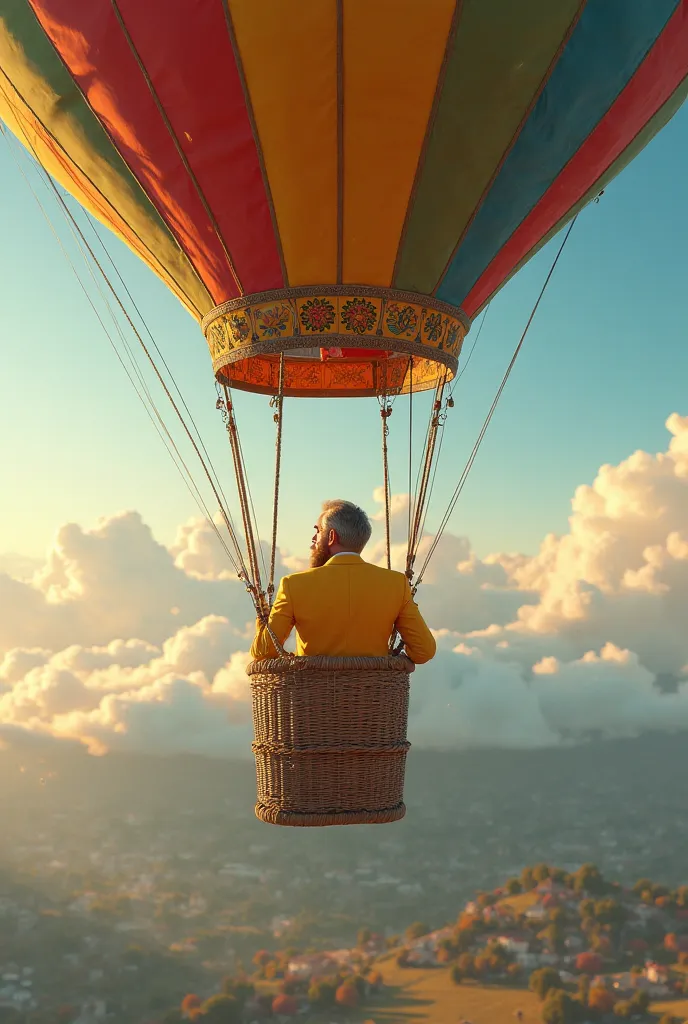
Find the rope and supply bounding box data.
[406,357,414,567]
[380,391,393,570]
[268,353,286,600]
[0,118,245,578]
[414,215,579,589]
[406,372,448,578]
[0,98,252,588]
[222,384,265,610]
[80,210,241,551]
[450,301,490,397]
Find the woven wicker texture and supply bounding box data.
[247,655,413,827]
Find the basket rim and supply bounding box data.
[247,653,414,676]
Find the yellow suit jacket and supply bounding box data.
[250,553,436,664]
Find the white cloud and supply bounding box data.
[1,413,688,757]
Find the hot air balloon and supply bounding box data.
[1,0,687,826]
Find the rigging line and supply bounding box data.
[234,404,269,589]
[406,357,414,575]
[379,389,392,571]
[415,215,579,587]
[0,129,240,569]
[416,390,452,554]
[222,384,264,605]
[268,353,286,600]
[74,205,240,540]
[451,301,491,395]
[0,101,250,579]
[407,372,448,573]
[408,373,446,558]
[38,165,249,577]
[110,0,243,296]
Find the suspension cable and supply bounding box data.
[406,371,448,579]
[449,301,491,397]
[76,207,239,539]
[268,353,286,601]
[379,388,393,570]
[0,96,254,592]
[0,120,244,576]
[406,357,414,559]
[221,383,265,610]
[414,215,579,589]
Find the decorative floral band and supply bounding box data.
[201,285,470,373]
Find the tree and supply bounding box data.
[576,974,590,1004]
[533,864,551,883]
[588,987,616,1013]
[573,864,606,895]
[613,1001,633,1018]
[358,927,372,947]
[252,949,273,969]
[541,990,582,1024]
[436,940,454,964]
[308,980,336,1007]
[405,921,430,941]
[629,989,650,1014]
[200,994,242,1024]
[181,994,201,1016]
[506,877,523,895]
[521,867,536,891]
[271,993,298,1016]
[450,964,463,986]
[633,878,654,896]
[659,1015,678,1024]
[529,967,563,1001]
[335,982,359,1008]
[367,970,383,990]
[543,922,565,954]
[457,952,475,978]
[222,978,254,1004]
[594,898,626,928]
[575,952,603,975]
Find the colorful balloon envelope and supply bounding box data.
[1,0,687,397]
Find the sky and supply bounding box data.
[1,100,688,758]
[1,103,688,565]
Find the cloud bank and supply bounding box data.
[1,413,688,757]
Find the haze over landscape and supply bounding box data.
[2,8,688,1022]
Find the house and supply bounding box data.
[645,962,669,985]
[525,903,548,922]
[497,934,531,957]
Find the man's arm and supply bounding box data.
[394,578,436,665]
[249,576,295,660]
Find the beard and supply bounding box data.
[309,532,331,568]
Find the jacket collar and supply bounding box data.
[324,553,364,566]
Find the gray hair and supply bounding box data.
[320,499,372,552]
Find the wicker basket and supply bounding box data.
[246,654,413,827]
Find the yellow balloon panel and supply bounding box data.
[342,0,456,287]
[229,0,339,288]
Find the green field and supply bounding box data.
[304,963,541,1024]
[298,964,688,1024]
[650,997,688,1020]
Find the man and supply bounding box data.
[250,498,436,664]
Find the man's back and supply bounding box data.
[250,554,436,663]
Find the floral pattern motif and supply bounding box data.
[228,313,250,343]
[209,322,227,355]
[424,312,444,344]
[256,304,290,338]
[385,303,418,337]
[444,322,460,353]
[299,297,336,333]
[340,297,378,335]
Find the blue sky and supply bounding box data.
[1,102,687,566]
